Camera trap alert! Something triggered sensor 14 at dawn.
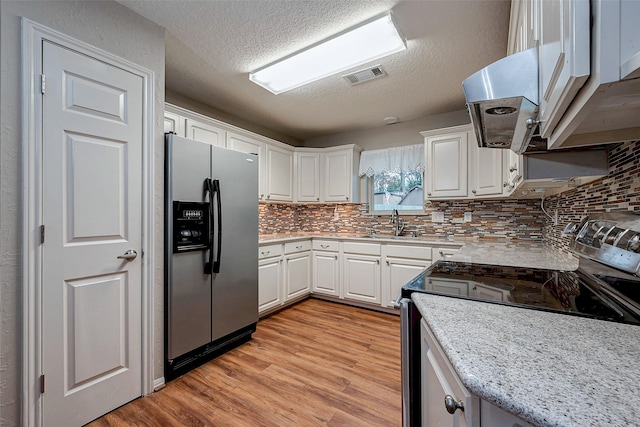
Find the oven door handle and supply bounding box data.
[394,292,404,309]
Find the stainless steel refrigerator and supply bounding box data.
[164,133,258,380]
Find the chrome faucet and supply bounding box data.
[391,209,405,236]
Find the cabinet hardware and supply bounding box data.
[316,197,319,201]
[471,189,477,194]
[427,192,432,196]
[509,166,517,172]
[376,259,380,265]
[444,395,464,414]
[295,245,302,249]
[261,250,270,256]
[334,255,338,260]
[386,261,390,265]
[321,244,329,249]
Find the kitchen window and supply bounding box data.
[359,144,424,214]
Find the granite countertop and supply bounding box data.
[259,233,578,271]
[412,293,640,427]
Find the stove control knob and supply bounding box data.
[628,234,640,252]
[563,223,579,235]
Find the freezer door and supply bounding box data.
[210,145,259,340]
[165,134,212,359]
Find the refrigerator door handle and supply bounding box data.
[203,178,215,275]
[212,179,222,274]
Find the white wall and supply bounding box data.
[0,1,165,424]
[304,109,470,150]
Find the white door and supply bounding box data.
[324,150,352,202]
[258,258,282,313]
[295,152,321,202]
[343,254,381,304]
[384,258,430,307]
[226,132,265,199]
[41,41,143,426]
[265,145,294,201]
[312,252,340,296]
[284,252,311,300]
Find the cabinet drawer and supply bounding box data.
[312,240,340,252]
[434,246,462,260]
[343,242,381,255]
[259,244,282,259]
[284,240,311,254]
[386,245,432,260]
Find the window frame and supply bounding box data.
[365,172,425,216]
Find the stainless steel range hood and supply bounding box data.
[462,48,539,154]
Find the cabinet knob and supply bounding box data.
[267,194,271,199]
[317,197,320,201]
[376,259,380,265]
[503,182,509,188]
[260,194,264,199]
[334,255,338,260]
[427,192,432,196]
[509,166,517,173]
[386,261,390,266]
[444,395,464,414]
[471,189,477,194]
[346,196,349,201]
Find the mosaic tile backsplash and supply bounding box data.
[260,199,546,241]
[542,141,640,252]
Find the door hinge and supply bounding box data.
[40,225,45,244]
[40,74,46,94]
[40,374,45,393]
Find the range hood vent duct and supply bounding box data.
[462,48,540,154]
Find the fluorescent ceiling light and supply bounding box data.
[249,14,406,95]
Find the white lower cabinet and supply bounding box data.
[343,253,381,304]
[258,256,282,313]
[421,319,533,427]
[312,251,340,297]
[383,257,431,308]
[284,251,311,301]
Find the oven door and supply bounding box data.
[397,295,423,427]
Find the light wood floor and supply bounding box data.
[89,298,402,426]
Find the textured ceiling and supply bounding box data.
[117,0,511,141]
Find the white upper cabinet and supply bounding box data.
[226,131,266,200]
[507,0,539,55]
[164,111,184,135]
[537,0,590,139]
[324,148,359,202]
[469,133,505,198]
[294,151,321,202]
[509,0,640,148]
[185,118,227,147]
[265,144,294,202]
[423,125,469,199]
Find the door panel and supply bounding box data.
[42,40,143,426]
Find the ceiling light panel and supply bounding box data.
[249,14,406,95]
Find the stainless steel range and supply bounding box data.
[397,212,640,427]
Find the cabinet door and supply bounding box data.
[470,283,507,302]
[312,251,340,297]
[506,149,523,192]
[421,320,478,427]
[469,141,504,197]
[227,132,266,200]
[425,131,468,199]
[266,144,294,202]
[164,111,185,136]
[384,257,430,308]
[295,152,321,202]
[258,258,282,313]
[343,254,381,304]
[538,0,590,138]
[185,118,226,147]
[324,150,352,202]
[284,252,311,301]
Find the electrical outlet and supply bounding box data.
[431,212,444,223]
[464,212,472,222]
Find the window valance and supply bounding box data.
[358,144,424,177]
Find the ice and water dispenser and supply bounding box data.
[172,201,210,253]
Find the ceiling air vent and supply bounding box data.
[342,65,387,86]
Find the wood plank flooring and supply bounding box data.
[88,298,401,426]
